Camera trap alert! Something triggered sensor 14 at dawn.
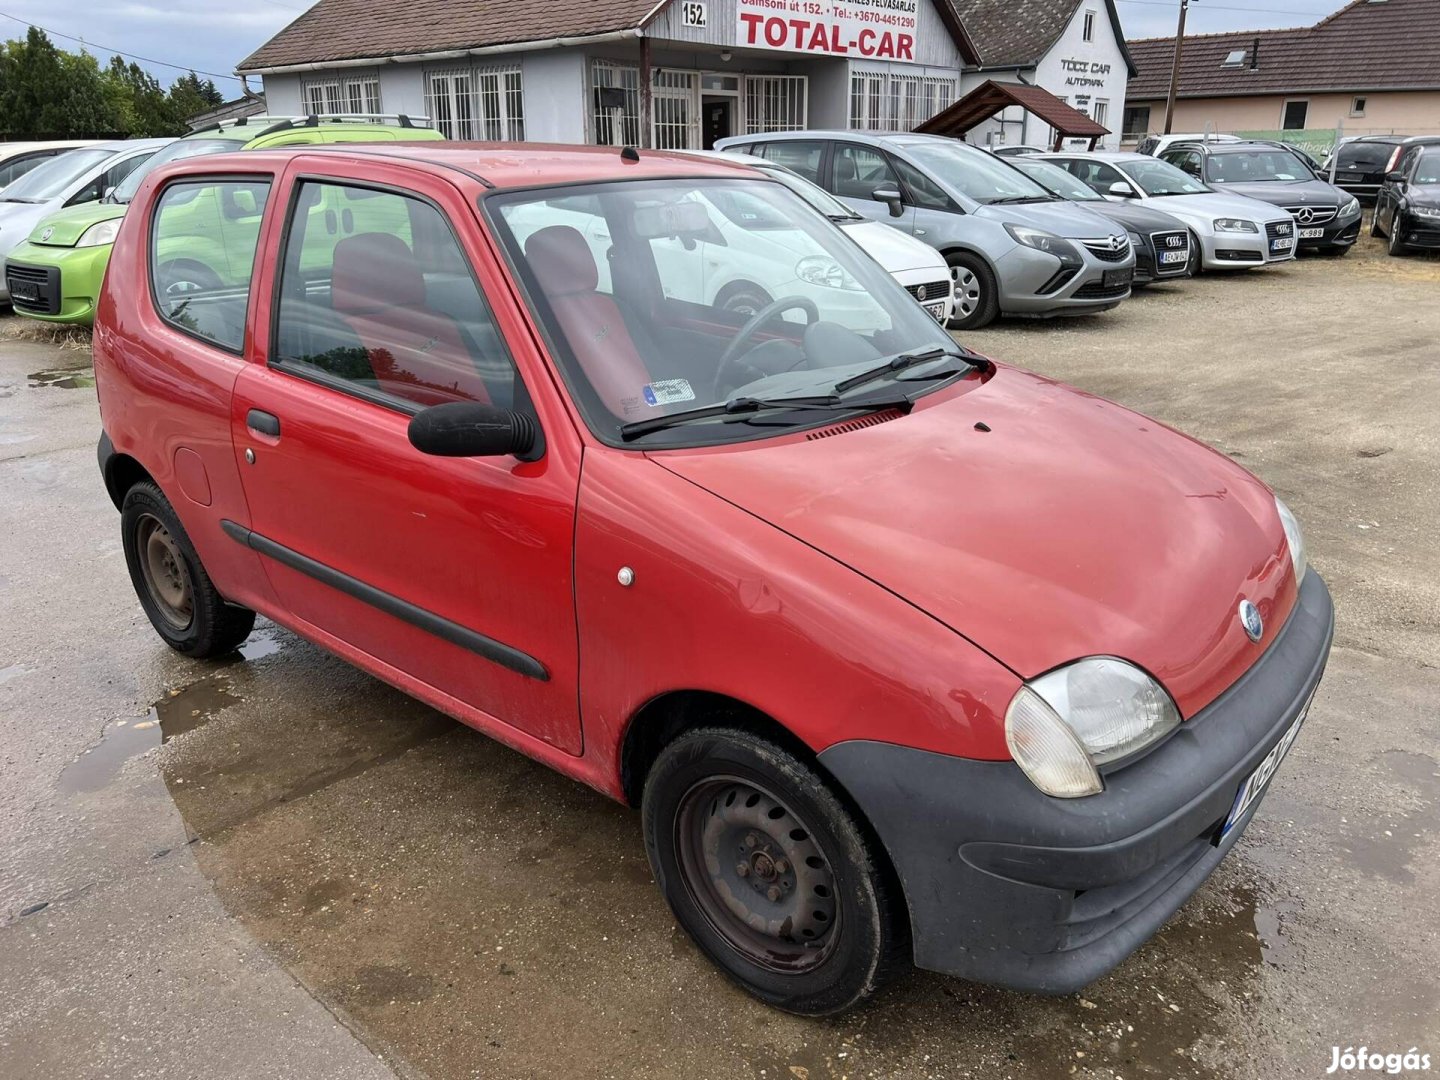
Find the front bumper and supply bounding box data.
[995,243,1135,318]
[4,242,110,325]
[1197,224,1297,270]
[819,570,1333,994]
[1294,211,1362,250]
[891,264,955,324]
[1395,212,1440,250]
[1135,228,1192,285]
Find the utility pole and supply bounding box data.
[1163,0,1191,134]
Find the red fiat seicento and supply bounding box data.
[94,144,1332,1015]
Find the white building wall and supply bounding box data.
[521,52,588,142]
[1031,3,1129,150]
[260,73,303,115]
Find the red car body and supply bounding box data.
[94,145,1332,997]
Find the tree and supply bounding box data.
[168,70,224,126]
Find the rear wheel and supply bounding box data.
[642,728,909,1015]
[945,252,999,330]
[121,481,255,657]
[154,259,222,297]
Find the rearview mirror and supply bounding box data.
[1108,181,1136,198]
[1385,170,1406,183]
[871,186,904,217]
[408,402,543,461]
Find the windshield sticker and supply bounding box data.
[642,379,695,407]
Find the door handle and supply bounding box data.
[247,409,281,437]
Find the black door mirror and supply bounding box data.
[408,402,543,461]
[1385,170,1406,183]
[871,186,905,217]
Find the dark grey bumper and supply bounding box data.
[819,571,1334,994]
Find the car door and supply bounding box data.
[828,142,916,233]
[230,159,584,755]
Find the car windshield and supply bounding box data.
[1009,158,1105,201]
[0,147,115,203]
[900,141,1055,204]
[489,177,960,446]
[1417,149,1440,185]
[112,138,246,204]
[1336,141,1400,169]
[759,165,861,220]
[1207,149,1314,184]
[1118,158,1209,197]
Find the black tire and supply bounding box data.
[715,282,773,319]
[121,481,255,658]
[1369,209,1384,238]
[945,251,999,330]
[642,727,909,1015]
[1388,212,1409,257]
[1187,230,1204,276]
[154,259,222,297]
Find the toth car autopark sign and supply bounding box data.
[737,0,919,61]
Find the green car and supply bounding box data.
[5,115,444,326]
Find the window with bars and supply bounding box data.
[848,72,953,130]
[301,75,382,117]
[1093,99,1109,128]
[592,60,641,146]
[653,70,699,149]
[425,65,525,141]
[744,75,807,134]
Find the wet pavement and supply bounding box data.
[2,236,1438,1079]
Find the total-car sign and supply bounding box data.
[738,0,919,61]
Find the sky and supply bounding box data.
[0,0,1357,93]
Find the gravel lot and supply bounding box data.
[1,226,1437,1080]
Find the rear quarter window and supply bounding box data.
[149,178,272,353]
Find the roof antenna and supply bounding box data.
[620,145,641,163]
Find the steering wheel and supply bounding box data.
[713,296,820,399]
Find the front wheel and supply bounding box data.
[642,728,909,1015]
[121,481,256,657]
[1369,209,1384,238]
[945,252,999,330]
[1388,212,1409,256]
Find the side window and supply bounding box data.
[756,140,826,183]
[890,157,954,211]
[150,179,272,352]
[0,151,52,187]
[832,143,898,201]
[67,153,154,207]
[273,180,518,411]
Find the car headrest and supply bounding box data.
[835,155,857,181]
[524,225,599,297]
[331,233,426,316]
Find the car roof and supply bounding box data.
[1174,141,1299,154]
[1401,135,1440,146]
[95,138,174,153]
[677,149,769,168]
[1041,150,1144,162]
[150,142,762,191]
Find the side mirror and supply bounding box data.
[408,402,543,461]
[871,186,905,218]
[1108,181,1136,198]
[1385,170,1406,183]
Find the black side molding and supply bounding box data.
[220,519,548,681]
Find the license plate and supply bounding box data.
[1298,227,1325,239]
[1103,267,1133,287]
[1159,250,1188,265]
[1271,237,1295,252]
[1337,173,1363,182]
[1222,705,1309,837]
[10,281,39,302]
[924,302,947,322]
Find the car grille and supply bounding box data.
[1284,205,1338,226]
[1080,237,1131,263]
[904,279,951,322]
[1149,230,1190,276]
[5,262,60,316]
[1074,280,1130,301]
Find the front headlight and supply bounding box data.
[1006,658,1181,798]
[76,220,120,248]
[1003,222,1083,267]
[1412,205,1440,220]
[1340,197,1360,217]
[1275,496,1308,584]
[1213,218,1259,233]
[794,256,861,290]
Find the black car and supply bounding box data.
[1007,155,1195,283]
[1161,140,1362,255]
[1371,137,1440,256]
[1321,136,1408,203]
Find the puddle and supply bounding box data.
[1338,750,1439,883]
[27,367,95,390]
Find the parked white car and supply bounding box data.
[683,149,955,324]
[1041,151,1298,270]
[0,140,103,188]
[0,138,171,300]
[1135,132,1243,157]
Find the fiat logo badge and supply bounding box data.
[916,284,927,301]
[1239,599,1264,643]
[40,226,53,242]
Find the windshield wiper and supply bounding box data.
[826,212,866,223]
[832,346,978,396]
[619,393,909,441]
[0,196,42,204]
[988,195,1056,205]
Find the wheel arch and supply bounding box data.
[102,447,156,511]
[936,242,999,279]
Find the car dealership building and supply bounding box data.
[239,0,981,150]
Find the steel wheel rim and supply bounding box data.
[675,775,839,974]
[137,514,193,631]
[951,265,981,317]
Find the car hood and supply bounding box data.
[1408,182,1440,208]
[977,200,1126,241]
[840,219,946,274]
[654,365,1298,718]
[1081,200,1189,234]
[26,200,125,246]
[1141,191,1292,226]
[1208,178,1349,209]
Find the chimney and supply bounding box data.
[1250,35,1260,69]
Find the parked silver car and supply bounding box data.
[716,131,1135,330]
[1041,152,1298,271]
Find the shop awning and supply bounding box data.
[916,79,1110,149]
